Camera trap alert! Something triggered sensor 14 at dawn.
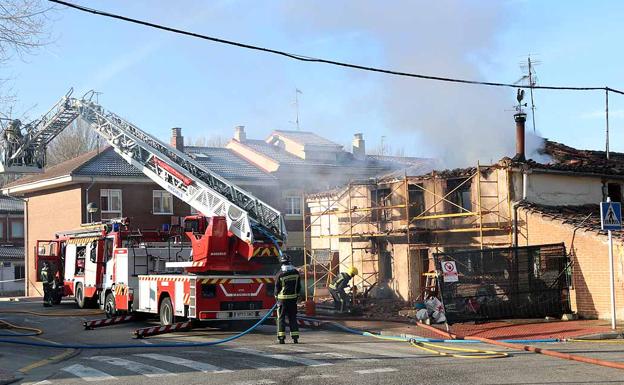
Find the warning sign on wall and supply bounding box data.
[442,261,459,282]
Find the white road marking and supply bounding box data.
[88,356,174,377]
[355,367,398,374]
[312,352,355,359]
[135,353,232,373]
[314,343,418,358]
[271,344,312,353]
[61,364,117,382]
[240,359,284,371]
[227,347,332,367]
[232,380,276,385]
[297,374,339,380]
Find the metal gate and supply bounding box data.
[434,243,570,323]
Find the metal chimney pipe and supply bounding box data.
[514,112,527,161]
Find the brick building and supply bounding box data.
[0,196,25,296]
[2,126,427,296]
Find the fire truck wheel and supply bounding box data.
[159,297,174,326]
[104,293,116,318]
[75,284,86,309]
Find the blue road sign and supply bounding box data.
[601,201,622,231]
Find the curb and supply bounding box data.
[573,332,624,340]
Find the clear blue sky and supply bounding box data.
[6,1,624,166]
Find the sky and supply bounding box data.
[4,0,624,167]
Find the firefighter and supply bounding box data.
[274,254,301,344]
[40,261,53,307]
[328,266,358,313]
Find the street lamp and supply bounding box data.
[87,202,99,223]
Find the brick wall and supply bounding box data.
[519,208,624,320]
[25,185,83,296]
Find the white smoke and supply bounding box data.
[279,1,520,168]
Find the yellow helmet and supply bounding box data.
[346,266,359,276]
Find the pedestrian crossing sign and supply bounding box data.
[601,201,622,231]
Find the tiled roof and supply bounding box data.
[0,196,23,213]
[502,140,624,176]
[243,140,307,165]
[0,246,24,260]
[4,148,101,188]
[517,202,623,241]
[272,130,342,148]
[185,146,275,181]
[75,148,143,177]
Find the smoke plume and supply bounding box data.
[279,1,522,168]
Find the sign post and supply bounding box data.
[600,198,621,330]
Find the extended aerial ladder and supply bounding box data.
[0,89,286,245]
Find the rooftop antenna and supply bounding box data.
[294,88,302,130]
[516,55,540,132]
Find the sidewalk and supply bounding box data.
[327,318,623,341]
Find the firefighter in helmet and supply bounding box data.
[274,253,301,344]
[328,266,358,313]
[40,261,53,307]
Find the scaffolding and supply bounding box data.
[303,163,514,302]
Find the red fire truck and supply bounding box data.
[2,90,287,326]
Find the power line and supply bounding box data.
[49,0,624,96]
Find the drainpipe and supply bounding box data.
[85,177,96,223]
[513,170,529,247]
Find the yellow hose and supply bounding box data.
[361,331,508,359]
[0,319,43,335]
[0,309,103,317]
[409,340,509,359]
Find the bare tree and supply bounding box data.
[46,117,100,166]
[0,0,52,62]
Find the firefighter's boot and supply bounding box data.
[278,337,285,344]
[293,336,299,344]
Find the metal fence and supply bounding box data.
[434,243,570,323]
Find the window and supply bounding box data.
[607,183,622,203]
[446,179,472,213]
[153,190,173,214]
[285,196,302,215]
[373,188,392,221]
[14,264,25,280]
[408,184,425,219]
[0,222,4,239]
[100,189,122,213]
[10,221,23,238]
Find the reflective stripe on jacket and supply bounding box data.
[329,272,351,290]
[275,267,301,301]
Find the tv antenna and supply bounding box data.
[515,55,540,132]
[293,88,302,130]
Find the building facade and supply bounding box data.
[0,196,25,296]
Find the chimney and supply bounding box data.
[171,127,184,152]
[514,112,527,161]
[234,125,246,142]
[352,133,366,160]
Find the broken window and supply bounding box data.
[446,178,472,214]
[607,183,622,203]
[373,188,392,221]
[408,184,425,218]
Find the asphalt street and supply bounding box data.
[1,299,624,385]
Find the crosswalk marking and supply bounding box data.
[89,356,174,378]
[355,367,398,374]
[314,343,418,358]
[232,380,276,385]
[134,353,233,373]
[240,359,284,371]
[297,374,339,380]
[61,364,116,382]
[227,347,332,367]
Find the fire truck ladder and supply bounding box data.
[0,90,286,244]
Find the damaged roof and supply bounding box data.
[517,201,622,240]
[510,140,624,177]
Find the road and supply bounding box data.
[1,299,624,385]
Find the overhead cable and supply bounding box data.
[49,0,624,96]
